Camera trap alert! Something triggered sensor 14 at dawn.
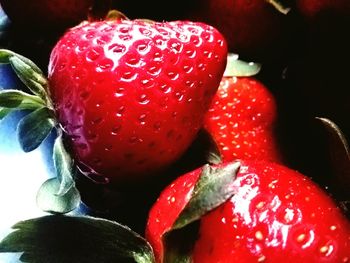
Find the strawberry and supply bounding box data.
[186,0,290,61]
[47,18,227,184]
[0,0,94,31]
[146,160,350,263]
[203,55,282,163]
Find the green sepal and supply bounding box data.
[9,55,48,99]
[35,133,80,214]
[316,117,350,191]
[0,49,43,74]
[224,53,262,77]
[0,215,156,263]
[105,9,129,20]
[173,162,240,229]
[17,107,56,152]
[53,133,76,196]
[36,178,81,214]
[163,162,240,262]
[0,107,12,120]
[0,89,45,109]
[0,49,15,63]
[0,49,48,101]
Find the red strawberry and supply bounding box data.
[187,0,290,60]
[47,19,227,184]
[146,160,350,263]
[0,0,94,31]
[203,57,282,163]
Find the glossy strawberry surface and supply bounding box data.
[48,19,227,183]
[204,77,282,163]
[146,160,350,262]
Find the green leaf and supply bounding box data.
[0,215,156,263]
[0,49,48,100]
[0,89,45,109]
[17,107,55,152]
[224,53,262,77]
[9,56,48,99]
[173,162,240,229]
[162,162,240,263]
[36,133,79,214]
[0,49,43,74]
[316,117,350,190]
[0,49,13,63]
[0,107,13,120]
[36,178,81,214]
[13,53,44,76]
[53,134,75,196]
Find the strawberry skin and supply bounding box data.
[146,160,350,262]
[204,77,282,163]
[193,160,350,262]
[48,19,227,183]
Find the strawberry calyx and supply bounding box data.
[316,117,350,204]
[224,53,262,78]
[160,162,240,263]
[0,49,80,214]
[104,9,129,21]
[0,215,156,263]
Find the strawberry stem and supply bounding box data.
[105,9,129,21]
[265,0,291,15]
[88,0,113,21]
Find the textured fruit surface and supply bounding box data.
[0,0,92,30]
[48,19,227,183]
[146,160,350,263]
[204,77,282,163]
[193,160,350,262]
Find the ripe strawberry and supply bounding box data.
[203,56,282,163]
[48,19,227,184]
[146,160,350,263]
[187,0,290,60]
[0,0,94,31]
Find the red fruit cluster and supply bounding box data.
[0,1,349,263]
[146,160,350,263]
